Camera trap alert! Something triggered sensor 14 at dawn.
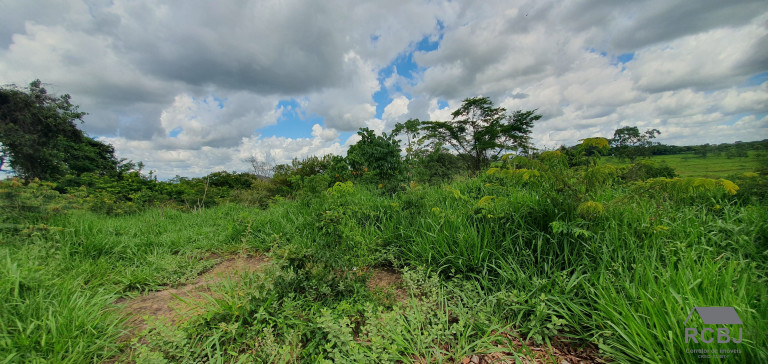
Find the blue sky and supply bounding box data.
[1,0,766,178]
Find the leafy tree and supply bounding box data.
[391,119,423,161]
[573,137,611,166]
[346,127,404,185]
[421,97,540,172]
[271,154,350,194]
[0,80,119,180]
[610,126,660,161]
[392,118,426,179]
[415,144,465,184]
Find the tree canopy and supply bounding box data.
[421,97,541,172]
[346,127,404,186]
[0,80,120,180]
[610,126,661,161]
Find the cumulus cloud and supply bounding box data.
[1,0,766,177]
[627,16,768,92]
[305,51,379,131]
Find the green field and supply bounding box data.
[1,153,767,363]
[602,151,767,179]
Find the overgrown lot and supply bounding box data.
[2,150,767,363]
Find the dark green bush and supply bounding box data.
[619,159,677,182]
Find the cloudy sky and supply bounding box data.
[1,0,766,178]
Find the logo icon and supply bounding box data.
[684,306,742,344]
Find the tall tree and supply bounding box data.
[0,80,119,180]
[421,97,541,172]
[391,118,423,162]
[610,126,661,161]
[346,127,404,184]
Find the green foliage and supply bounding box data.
[576,201,604,220]
[421,97,541,172]
[347,128,405,189]
[572,137,611,166]
[272,154,350,195]
[2,137,767,363]
[619,159,677,181]
[0,80,120,180]
[228,179,277,208]
[413,146,465,184]
[391,118,423,163]
[729,171,768,203]
[631,177,740,204]
[584,165,617,193]
[610,126,661,161]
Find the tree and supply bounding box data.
[610,126,660,161]
[574,137,611,166]
[0,80,120,180]
[391,118,425,178]
[391,118,423,160]
[421,97,541,172]
[346,127,404,185]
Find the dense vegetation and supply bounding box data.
[1,82,767,363]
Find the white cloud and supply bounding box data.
[311,124,340,141]
[2,0,766,178]
[305,51,379,131]
[627,16,768,92]
[383,95,410,121]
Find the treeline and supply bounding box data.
[2,80,766,220]
[648,139,768,157]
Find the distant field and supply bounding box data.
[603,151,767,178]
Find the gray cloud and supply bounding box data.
[108,1,346,94]
[1,0,766,177]
[606,0,767,52]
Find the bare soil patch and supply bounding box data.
[116,253,269,334]
[366,266,408,302]
[460,332,603,363]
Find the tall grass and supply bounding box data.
[2,164,766,362]
[0,204,257,361]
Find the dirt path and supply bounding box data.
[115,253,270,334]
[113,258,599,363]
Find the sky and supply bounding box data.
[1,0,766,179]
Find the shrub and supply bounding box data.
[576,201,604,220]
[228,179,277,208]
[632,177,739,203]
[619,159,677,182]
[729,171,768,203]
